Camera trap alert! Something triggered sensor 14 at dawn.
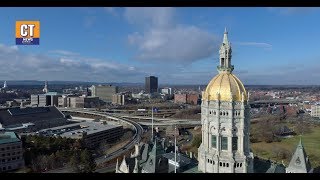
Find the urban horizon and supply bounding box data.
[1,7,320,85]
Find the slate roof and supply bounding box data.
[286,138,312,173]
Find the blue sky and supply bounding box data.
[0,7,320,85]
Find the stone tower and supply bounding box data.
[198,28,254,173]
[43,80,48,93]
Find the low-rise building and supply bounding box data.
[31,92,61,107]
[38,121,123,149]
[0,131,24,172]
[311,105,320,118]
[112,94,126,105]
[58,96,100,108]
[174,94,199,105]
[91,85,118,102]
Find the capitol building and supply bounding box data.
[115,29,313,174]
[197,29,312,173]
[197,28,254,173]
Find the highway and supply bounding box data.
[57,109,144,169]
[50,108,199,173]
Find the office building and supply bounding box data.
[145,76,158,94]
[38,122,123,149]
[31,92,61,107]
[311,105,320,118]
[160,87,172,95]
[91,85,118,102]
[174,94,199,105]
[58,96,100,108]
[0,131,24,172]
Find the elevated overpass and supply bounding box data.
[249,99,300,106]
[59,108,144,165]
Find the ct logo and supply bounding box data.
[16,21,40,45]
[20,24,36,37]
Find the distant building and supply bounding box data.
[160,87,172,95]
[274,125,295,137]
[174,94,199,105]
[3,81,7,89]
[0,131,25,172]
[91,85,118,102]
[0,106,67,133]
[39,121,123,149]
[58,96,100,108]
[43,81,48,93]
[112,94,126,105]
[31,92,61,107]
[311,105,320,118]
[174,94,187,104]
[145,76,158,94]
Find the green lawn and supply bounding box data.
[251,126,320,168]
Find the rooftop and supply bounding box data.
[44,92,60,96]
[0,106,65,126]
[38,121,122,139]
[162,153,192,167]
[8,107,50,116]
[0,131,20,144]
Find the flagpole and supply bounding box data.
[151,106,154,140]
[174,124,177,173]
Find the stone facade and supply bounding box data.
[197,29,254,173]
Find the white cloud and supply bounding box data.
[129,26,216,63]
[50,50,80,56]
[267,7,317,15]
[234,42,272,50]
[125,7,217,64]
[0,44,143,82]
[104,7,118,16]
[124,7,174,29]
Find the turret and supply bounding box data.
[218,27,234,73]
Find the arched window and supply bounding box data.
[209,111,211,114]
[213,161,215,165]
[220,162,222,166]
[210,160,212,164]
[214,111,216,115]
[223,163,225,167]
[223,112,225,116]
[240,163,242,167]
[226,112,229,116]
[207,159,209,163]
[220,112,222,115]
[226,163,229,167]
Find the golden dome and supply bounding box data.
[203,72,247,101]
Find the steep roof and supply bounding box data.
[266,163,286,173]
[141,138,166,173]
[286,139,312,173]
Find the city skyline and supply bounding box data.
[0,7,320,85]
